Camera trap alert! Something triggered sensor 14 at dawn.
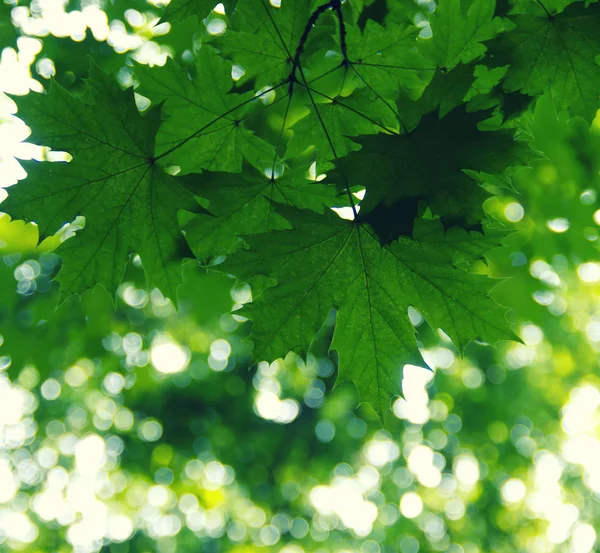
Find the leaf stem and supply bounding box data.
[331,0,349,65]
[288,1,333,94]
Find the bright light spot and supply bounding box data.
[108,514,133,542]
[114,408,134,431]
[75,434,106,475]
[315,419,335,443]
[3,512,38,543]
[139,419,163,442]
[357,465,380,492]
[256,85,276,105]
[505,343,536,369]
[150,334,190,374]
[521,323,544,346]
[399,492,423,518]
[310,477,378,536]
[533,289,554,306]
[407,445,442,487]
[260,525,280,545]
[103,372,125,395]
[307,161,327,182]
[530,259,561,286]
[535,451,564,486]
[65,364,89,387]
[593,209,600,225]
[504,202,524,222]
[454,454,480,488]
[205,18,226,35]
[121,284,148,308]
[364,438,400,467]
[134,92,151,111]
[210,339,231,361]
[36,447,58,469]
[36,57,55,79]
[433,347,455,368]
[255,391,300,424]
[0,383,28,425]
[577,262,600,283]
[562,385,600,435]
[546,217,569,233]
[393,365,433,424]
[462,367,484,389]
[403,364,434,398]
[263,165,283,180]
[231,64,245,81]
[66,497,109,546]
[546,503,579,544]
[571,523,596,553]
[124,9,144,27]
[580,189,596,204]
[408,306,423,326]
[205,460,230,488]
[501,478,526,503]
[445,498,465,520]
[231,283,252,303]
[331,205,359,220]
[148,485,170,507]
[0,458,18,503]
[41,378,61,400]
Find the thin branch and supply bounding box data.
[288,1,333,94]
[331,0,348,64]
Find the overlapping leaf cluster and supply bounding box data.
[5,0,600,415]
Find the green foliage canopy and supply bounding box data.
[2,0,600,417]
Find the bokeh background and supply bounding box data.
[1,1,600,553]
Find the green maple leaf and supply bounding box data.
[224,205,514,417]
[3,65,195,300]
[490,1,600,118]
[345,20,434,99]
[336,107,532,226]
[136,46,274,174]
[180,164,337,258]
[419,0,507,70]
